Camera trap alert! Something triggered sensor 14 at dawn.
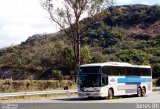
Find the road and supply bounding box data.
[1,92,160,109]
[15,91,160,103]
[0,90,77,98]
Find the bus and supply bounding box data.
[77,62,152,99]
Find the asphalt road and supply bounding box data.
[18,91,160,103]
[2,92,160,109]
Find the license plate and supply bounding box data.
[86,93,90,95]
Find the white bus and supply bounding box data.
[77,62,152,99]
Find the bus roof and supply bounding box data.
[80,62,151,68]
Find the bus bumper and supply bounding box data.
[78,92,105,98]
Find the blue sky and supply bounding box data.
[0,0,160,48]
[116,0,160,5]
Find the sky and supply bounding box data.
[0,0,160,48]
[115,0,160,5]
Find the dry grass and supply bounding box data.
[0,79,76,93]
[0,79,77,103]
[0,93,78,103]
[152,79,157,87]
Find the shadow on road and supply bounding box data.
[52,95,145,101]
[53,97,106,101]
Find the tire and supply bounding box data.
[108,89,113,99]
[88,96,93,99]
[142,87,146,96]
[137,87,142,97]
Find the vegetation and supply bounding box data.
[0,79,75,93]
[41,0,114,70]
[156,78,160,86]
[0,4,160,80]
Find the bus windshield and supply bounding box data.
[77,74,101,88]
[79,66,101,74]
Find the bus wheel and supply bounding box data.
[142,87,146,96]
[108,89,113,99]
[137,87,142,97]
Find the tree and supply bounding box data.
[81,45,91,64]
[41,0,114,71]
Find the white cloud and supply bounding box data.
[115,0,160,5]
[0,0,160,48]
[0,0,59,48]
[141,1,150,5]
[0,22,58,48]
[115,0,133,5]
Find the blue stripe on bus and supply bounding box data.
[117,78,152,83]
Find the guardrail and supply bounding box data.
[152,87,160,91]
[0,87,159,98]
[0,90,77,98]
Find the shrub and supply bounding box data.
[156,78,160,86]
[51,70,63,81]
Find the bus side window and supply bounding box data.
[102,75,108,86]
[102,66,107,75]
[118,67,123,76]
[121,68,126,76]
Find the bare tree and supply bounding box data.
[41,0,114,70]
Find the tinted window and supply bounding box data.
[132,68,151,76]
[79,66,101,74]
[125,67,133,76]
[102,66,151,76]
[78,74,101,88]
[102,75,108,86]
[132,68,140,76]
[102,66,122,75]
[146,68,151,76]
[138,68,151,76]
[107,66,117,75]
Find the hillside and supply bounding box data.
[0,4,160,80]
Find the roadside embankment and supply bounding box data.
[0,79,76,93]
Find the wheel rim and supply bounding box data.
[137,88,141,97]
[142,88,145,96]
[108,89,113,99]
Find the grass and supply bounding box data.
[0,93,78,103]
[152,79,157,87]
[0,79,76,93]
[0,79,77,103]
